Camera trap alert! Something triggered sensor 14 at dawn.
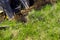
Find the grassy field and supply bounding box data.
[0,0,60,40]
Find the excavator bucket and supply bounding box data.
[0,6,3,13]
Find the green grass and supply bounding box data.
[0,1,60,40]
